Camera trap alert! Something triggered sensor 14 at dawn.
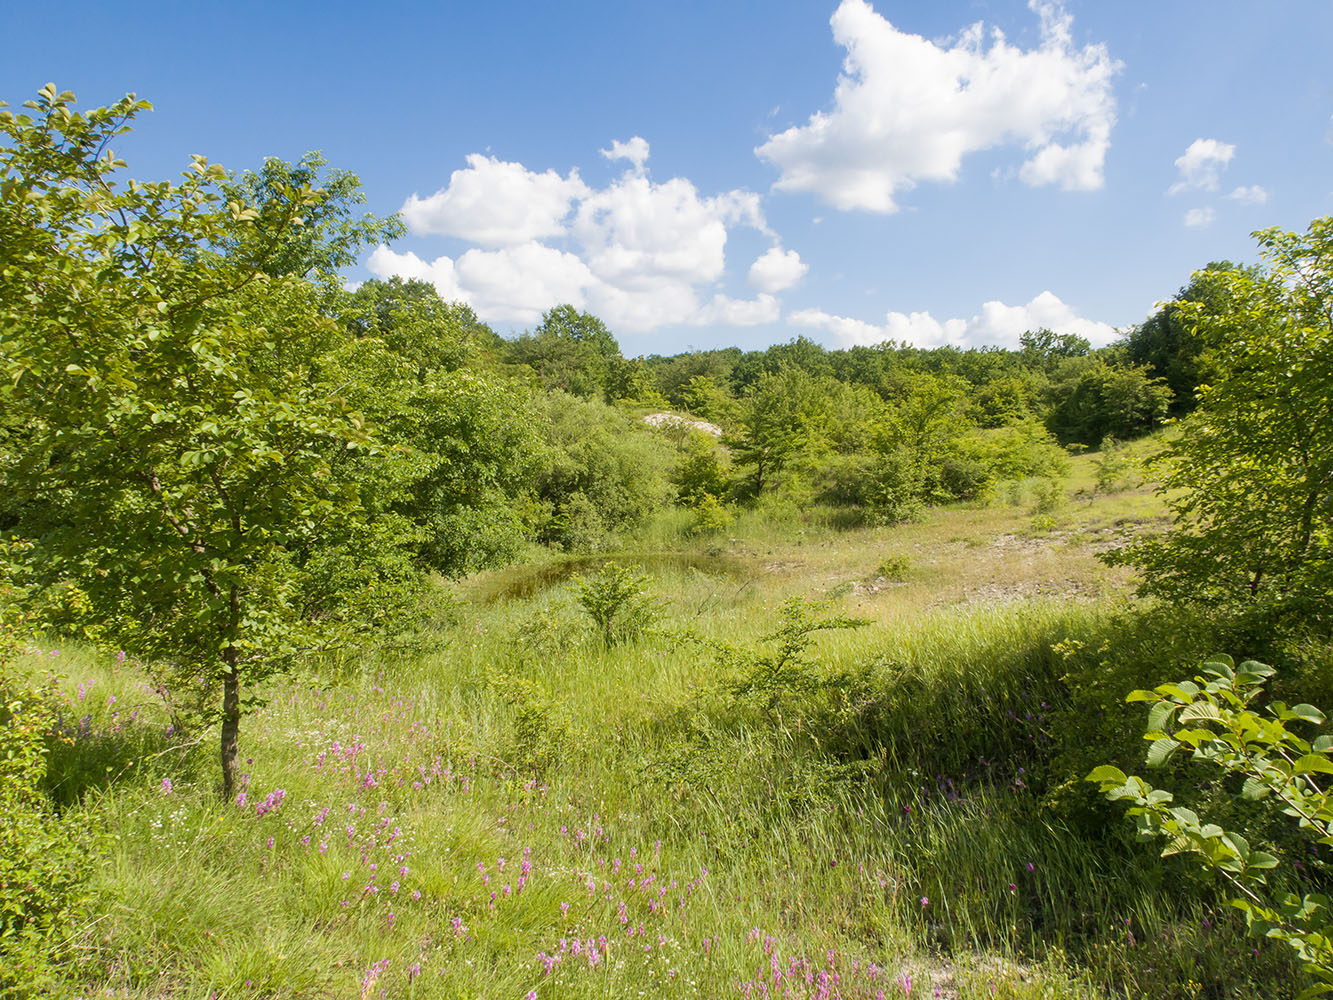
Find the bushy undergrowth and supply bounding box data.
[0,651,94,997]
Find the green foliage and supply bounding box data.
[1089,654,1333,996]
[642,348,739,410]
[225,151,405,282]
[1020,328,1092,374]
[345,276,495,375]
[969,374,1036,427]
[1030,478,1067,518]
[881,372,972,478]
[876,554,912,580]
[320,338,543,577]
[1124,262,1259,416]
[689,492,734,536]
[0,653,91,995]
[729,367,827,496]
[1089,438,1136,495]
[678,373,739,426]
[953,419,1070,482]
[0,87,448,794]
[506,304,624,400]
[1044,360,1172,447]
[818,448,924,525]
[720,597,869,714]
[1110,219,1333,607]
[671,431,730,508]
[572,562,659,646]
[938,454,996,502]
[487,667,581,774]
[531,393,674,550]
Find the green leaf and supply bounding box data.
[1288,704,1327,724]
[1146,737,1181,768]
[1147,700,1178,732]
[1241,777,1271,800]
[1085,765,1127,785]
[1179,701,1224,724]
[1291,754,1333,776]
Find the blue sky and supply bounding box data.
[6,1,1332,357]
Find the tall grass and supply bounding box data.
[6,480,1315,997]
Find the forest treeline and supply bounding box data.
[348,264,1214,553]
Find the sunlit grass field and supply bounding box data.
[14,445,1316,998]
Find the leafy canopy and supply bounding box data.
[0,86,411,794]
[1108,218,1333,605]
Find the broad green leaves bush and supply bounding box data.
[1090,654,1333,995]
[531,393,674,551]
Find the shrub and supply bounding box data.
[1030,478,1066,517]
[689,493,734,536]
[1089,654,1333,995]
[876,555,911,581]
[818,450,923,526]
[572,562,660,646]
[671,431,730,508]
[939,455,995,502]
[532,393,675,551]
[0,654,92,995]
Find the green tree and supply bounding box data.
[1125,262,1259,416]
[225,151,406,282]
[317,338,542,577]
[729,367,826,496]
[1044,360,1172,446]
[1109,219,1333,605]
[345,276,497,377]
[0,87,413,796]
[1019,328,1092,374]
[679,374,740,426]
[506,304,623,399]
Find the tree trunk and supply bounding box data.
[220,651,241,799]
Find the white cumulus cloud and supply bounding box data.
[375,141,775,333]
[694,293,782,327]
[366,244,466,302]
[792,290,1115,350]
[755,0,1120,213]
[401,154,589,247]
[1169,139,1235,195]
[600,136,651,172]
[573,174,761,289]
[453,243,595,326]
[1184,207,1216,228]
[1227,184,1269,205]
[748,247,808,293]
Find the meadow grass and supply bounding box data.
[9,451,1314,998]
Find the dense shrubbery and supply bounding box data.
[0,618,91,996]
[530,393,676,550]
